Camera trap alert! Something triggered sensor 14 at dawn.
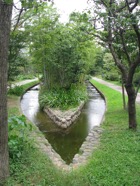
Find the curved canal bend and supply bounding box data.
[21,82,105,164]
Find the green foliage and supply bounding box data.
[3,0,13,4]
[8,86,24,96]
[48,25,88,89]
[29,8,97,90]
[39,84,87,110]
[16,74,36,81]
[104,72,120,81]
[8,29,29,81]
[28,3,59,83]
[8,115,32,160]
[89,49,104,75]
[87,0,140,104]
[102,52,120,81]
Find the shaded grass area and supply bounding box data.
[4,79,140,185]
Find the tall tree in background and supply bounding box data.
[0,0,53,181]
[8,29,29,81]
[0,0,13,180]
[28,3,59,87]
[89,0,140,129]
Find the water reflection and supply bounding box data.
[21,83,105,164]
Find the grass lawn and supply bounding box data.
[3,79,140,186]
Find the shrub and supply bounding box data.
[39,84,87,110]
[16,74,35,81]
[8,115,33,160]
[104,72,120,81]
[8,85,24,96]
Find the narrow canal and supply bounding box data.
[21,82,105,164]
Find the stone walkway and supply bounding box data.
[92,77,140,104]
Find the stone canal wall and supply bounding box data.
[44,101,85,129]
[26,82,106,171]
[33,125,103,171]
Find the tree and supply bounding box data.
[69,12,103,77]
[0,0,13,180]
[8,29,29,81]
[29,10,95,90]
[8,1,54,81]
[28,3,59,87]
[0,0,52,180]
[50,25,87,89]
[89,0,140,129]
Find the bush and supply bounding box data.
[8,115,33,160]
[104,72,120,81]
[16,74,35,81]
[8,85,24,96]
[39,84,87,110]
[85,74,92,81]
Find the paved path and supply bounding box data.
[9,78,38,88]
[92,77,140,104]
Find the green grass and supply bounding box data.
[20,81,39,92]
[84,79,140,185]
[3,79,140,186]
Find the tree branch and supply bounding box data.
[92,33,108,42]
[126,0,138,12]
[125,0,140,53]
[12,7,24,32]
[109,44,128,80]
[119,29,132,66]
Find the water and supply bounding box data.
[21,83,105,164]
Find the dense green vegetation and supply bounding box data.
[8,115,33,160]
[23,5,99,110]
[3,80,140,185]
[39,84,87,110]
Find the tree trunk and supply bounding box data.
[125,84,137,129]
[0,0,13,181]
